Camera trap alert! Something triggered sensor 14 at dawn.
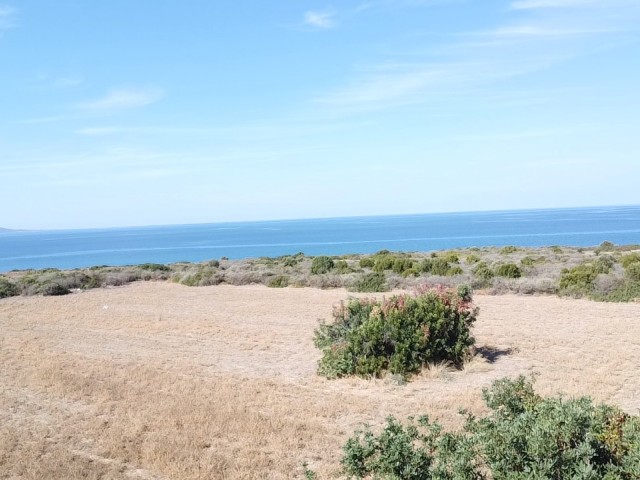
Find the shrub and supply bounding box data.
[359,257,375,269]
[310,256,335,275]
[420,258,450,276]
[621,253,640,269]
[282,256,298,267]
[559,264,599,297]
[625,263,640,282]
[500,245,518,254]
[332,260,350,274]
[267,275,289,288]
[314,287,478,378]
[0,276,19,298]
[401,268,419,278]
[139,263,171,272]
[392,258,414,274]
[465,254,481,264]
[178,266,222,286]
[442,252,459,263]
[559,258,614,298]
[40,282,71,296]
[338,376,640,480]
[594,254,616,273]
[373,255,395,273]
[598,240,615,252]
[349,273,388,293]
[550,245,563,254]
[495,263,522,279]
[447,266,464,276]
[473,262,494,281]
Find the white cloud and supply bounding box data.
[511,0,628,9]
[77,87,164,111]
[303,11,335,29]
[485,25,613,37]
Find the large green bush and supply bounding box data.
[0,276,19,298]
[558,258,614,297]
[495,263,522,279]
[472,262,494,281]
[420,258,451,276]
[625,262,640,282]
[311,256,335,274]
[339,376,640,479]
[620,253,640,269]
[314,287,477,379]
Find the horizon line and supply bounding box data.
[2,203,639,233]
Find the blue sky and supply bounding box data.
[1,0,639,229]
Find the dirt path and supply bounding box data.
[1,283,639,478]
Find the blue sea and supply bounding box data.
[1,205,639,272]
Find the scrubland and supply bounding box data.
[1,282,640,479]
[2,242,640,302]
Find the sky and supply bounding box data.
[1,0,639,230]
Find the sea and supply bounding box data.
[1,205,639,272]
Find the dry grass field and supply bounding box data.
[1,283,639,479]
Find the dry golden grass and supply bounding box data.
[1,283,639,479]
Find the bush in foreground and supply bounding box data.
[0,276,19,299]
[339,376,640,479]
[314,286,477,379]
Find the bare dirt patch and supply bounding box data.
[1,283,639,478]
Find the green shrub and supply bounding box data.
[359,257,375,269]
[267,275,289,288]
[392,258,414,274]
[281,256,298,267]
[314,287,477,378]
[339,376,640,480]
[465,254,481,264]
[373,255,395,273]
[334,260,353,274]
[598,240,615,252]
[442,252,459,263]
[550,245,563,254]
[625,263,640,282]
[500,245,518,254]
[594,254,616,273]
[420,258,450,276]
[401,268,419,278]
[473,262,494,281]
[139,263,171,272]
[621,253,640,269]
[310,256,335,274]
[40,282,71,296]
[349,273,388,293]
[447,266,464,276]
[495,263,522,279]
[0,276,19,298]
[559,264,599,297]
[559,258,615,298]
[178,266,221,286]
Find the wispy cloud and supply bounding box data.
[0,4,16,30]
[485,25,613,37]
[77,87,164,111]
[511,0,634,9]
[303,10,335,29]
[311,0,638,113]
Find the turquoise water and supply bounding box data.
[1,205,639,272]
